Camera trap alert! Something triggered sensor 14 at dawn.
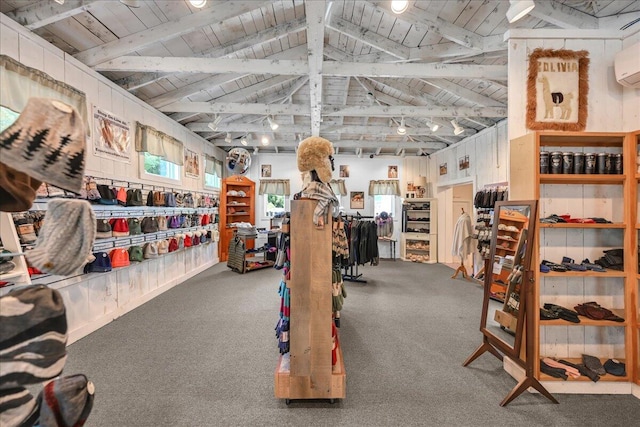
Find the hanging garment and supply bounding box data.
[452,212,473,258]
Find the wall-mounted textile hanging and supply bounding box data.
[527,48,589,131]
[93,106,131,163]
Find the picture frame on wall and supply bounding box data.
[261,164,271,177]
[388,165,398,178]
[340,165,350,178]
[459,155,469,170]
[350,191,364,209]
[526,48,589,132]
[439,163,447,176]
[184,148,200,178]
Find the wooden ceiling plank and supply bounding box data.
[305,0,325,136]
[529,0,599,29]
[73,1,271,66]
[324,61,506,80]
[7,0,101,30]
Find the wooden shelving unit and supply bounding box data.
[632,130,640,392]
[274,200,346,402]
[219,176,255,262]
[400,198,437,263]
[510,130,637,391]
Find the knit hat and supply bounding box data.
[157,215,168,231]
[83,252,112,273]
[126,188,143,206]
[192,232,201,246]
[0,163,42,212]
[0,388,39,427]
[116,187,127,206]
[184,233,193,248]
[27,199,96,276]
[297,136,334,184]
[109,248,130,268]
[127,218,142,235]
[0,98,86,194]
[141,217,159,234]
[143,242,158,259]
[168,238,178,252]
[582,354,606,375]
[110,218,129,237]
[128,246,144,262]
[95,219,112,239]
[157,240,169,254]
[37,374,95,427]
[0,285,68,388]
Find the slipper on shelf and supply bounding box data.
[581,259,606,272]
[561,256,587,271]
[541,260,568,272]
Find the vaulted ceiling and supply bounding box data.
[3,1,639,156]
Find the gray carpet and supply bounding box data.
[63,261,640,427]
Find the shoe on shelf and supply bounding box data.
[541,260,568,272]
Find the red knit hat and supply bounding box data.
[184,234,192,248]
[201,214,210,226]
[110,218,129,237]
[109,248,130,268]
[116,187,126,206]
[168,238,178,252]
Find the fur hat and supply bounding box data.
[0,98,86,194]
[0,163,42,212]
[27,199,96,276]
[297,137,334,184]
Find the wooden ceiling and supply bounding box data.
[3,0,639,156]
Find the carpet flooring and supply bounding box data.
[63,261,640,426]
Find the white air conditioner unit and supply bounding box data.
[614,42,640,88]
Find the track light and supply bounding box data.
[390,0,409,14]
[417,148,424,156]
[506,0,535,23]
[54,0,65,4]
[451,120,465,136]
[261,135,270,146]
[207,114,222,131]
[240,136,248,146]
[267,116,279,131]
[253,147,259,155]
[120,0,141,7]
[225,133,232,143]
[396,117,406,135]
[427,118,439,132]
[189,0,207,8]
[400,148,406,158]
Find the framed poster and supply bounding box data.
[439,163,448,176]
[459,155,469,170]
[340,165,350,178]
[388,165,398,178]
[350,191,364,209]
[527,48,589,131]
[261,164,272,177]
[184,148,200,178]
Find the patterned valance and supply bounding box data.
[368,180,401,196]
[135,122,184,165]
[329,179,347,196]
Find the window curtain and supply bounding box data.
[369,180,401,196]
[329,179,347,196]
[258,179,290,196]
[205,155,222,177]
[0,55,89,134]
[135,122,184,165]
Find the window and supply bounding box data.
[374,195,396,218]
[264,194,286,217]
[143,152,180,180]
[204,156,222,189]
[0,105,19,132]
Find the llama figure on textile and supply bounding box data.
[538,75,574,120]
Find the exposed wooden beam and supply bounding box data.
[7,0,100,30]
[326,16,408,59]
[324,62,506,80]
[111,17,307,91]
[73,1,270,66]
[212,139,447,150]
[95,57,310,74]
[161,102,310,115]
[306,0,325,136]
[529,0,598,29]
[422,79,506,107]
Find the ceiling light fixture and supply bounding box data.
[189,0,207,8]
[261,135,270,146]
[225,133,232,143]
[506,0,535,23]
[267,116,279,131]
[207,114,222,131]
[427,118,439,132]
[400,148,406,158]
[120,0,141,7]
[390,0,409,14]
[240,136,248,146]
[253,147,259,155]
[451,120,465,136]
[396,117,407,135]
[54,0,65,4]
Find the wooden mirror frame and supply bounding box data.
[463,200,557,406]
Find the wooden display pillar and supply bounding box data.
[274,200,346,401]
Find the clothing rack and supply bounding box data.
[340,214,375,283]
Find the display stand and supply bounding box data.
[220,175,255,262]
[451,257,470,280]
[274,200,346,403]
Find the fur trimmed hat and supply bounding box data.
[0,98,86,194]
[0,163,42,212]
[26,199,96,276]
[297,137,334,184]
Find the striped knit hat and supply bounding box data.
[27,199,96,276]
[0,388,39,427]
[0,285,68,389]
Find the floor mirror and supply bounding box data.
[463,200,557,406]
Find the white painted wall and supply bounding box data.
[0,14,222,343]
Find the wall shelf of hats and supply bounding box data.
[509,130,639,394]
[219,175,256,262]
[400,198,438,264]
